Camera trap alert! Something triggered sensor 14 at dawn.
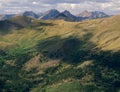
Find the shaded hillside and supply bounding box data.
[0,15,120,92]
[0,16,33,33]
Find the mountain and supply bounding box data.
[40,9,82,21]
[39,9,60,19]
[54,10,77,21]
[0,11,38,21]
[32,10,109,21]
[0,16,33,32]
[77,10,109,19]
[40,9,84,21]
[0,10,110,22]
[62,10,75,17]
[0,15,120,92]
[62,10,77,21]
[0,14,16,20]
[0,15,5,20]
[54,13,72,21]
[77,10,92,18]
[22,11,38,18]
[37,12,43,17]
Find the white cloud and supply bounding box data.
[55,1,120,15]
[0,3,2,7]
[70,4,76,9]
[0,0,120,14]
[32,2,37,5]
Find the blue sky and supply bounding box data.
[0,0,120,14]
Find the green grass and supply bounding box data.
[32,81,102,92]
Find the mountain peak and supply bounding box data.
[92,11,104,13]
[78,10,92,17]
[91,11,109,18]
[50,9,58,11]
[40,9,60,20]
[24,11,34,13]
[46,9,60,14]
[23,11,36,16]
[82,10,89,13]
[62,10,70,13]
[78,10,109,19]
[62,10,75,17]
[0,9,110,21]
[23,11,38,18]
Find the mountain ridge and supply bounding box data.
[77,10,109,19]
[0,9,110,21]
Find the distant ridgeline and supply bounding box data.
[0,9,109,21]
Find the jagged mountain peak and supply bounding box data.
[62,10,71,14]
[62,10,74,17]
[23,11,35,14]
[77,10,92,17]
[78,10,109,19]
[82,10,90,13]
[40,9,60,20]
[0,9,110,21]
[44,9,60,15]
[23,11,38,18]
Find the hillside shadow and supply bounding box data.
[30,22,55,27]
[36,33,96,64]
[36,32,120,68]
[29,22,55,31]
[0,20,55,34]
[89,50,120,92]
[37,22,55,26]
[0,20,24,34]
[90,49,120,71]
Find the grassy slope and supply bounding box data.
[0,15,120,92]
[33,81,102,92]
[0,15,120,51]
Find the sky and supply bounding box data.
[0,0,120,15]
